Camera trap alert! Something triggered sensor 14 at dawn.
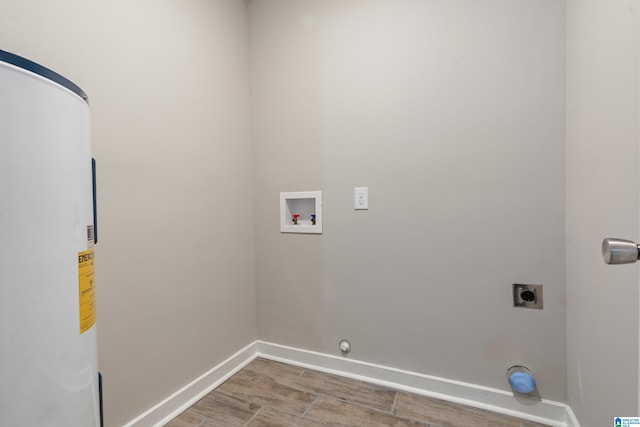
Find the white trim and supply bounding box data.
[256,341,580,427]
[125,340,580,427]
[123,341,257,427]
[566,405,580,427]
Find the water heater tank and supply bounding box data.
[0,50,99,426]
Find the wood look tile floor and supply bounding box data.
[165,358,550,427]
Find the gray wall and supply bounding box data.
[1,1,257,426]
[566,0,639,424]
[251,0,568,400]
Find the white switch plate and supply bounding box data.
[354,187,368,210]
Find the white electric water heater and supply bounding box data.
[0,50,100,426]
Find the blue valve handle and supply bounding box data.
[508,372,536,394]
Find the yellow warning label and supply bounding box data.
[78,248,96,334]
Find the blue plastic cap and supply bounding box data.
[508,371,536,394]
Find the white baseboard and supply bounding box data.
[124,341,257,427]
[256,341,580,427]
[126,340,580,427]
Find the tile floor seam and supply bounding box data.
[316,392,430,424]
[283,381,396,413]
[286,372,398,412]
[308,390,399,414]
[215,388,238,401]
[381,405,433,427]
[294,368,306,380]
[300,393,320,418]
[390,391,399,415]
[242,407,263,427]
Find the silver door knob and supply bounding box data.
[602,238,640,264]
